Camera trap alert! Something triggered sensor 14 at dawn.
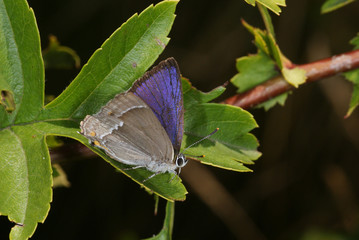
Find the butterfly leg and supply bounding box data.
[169,170,178,183]
[123,166,161,183]
[123,165,144,171]
[123,166,160,183]
[143,170,178,183]
[142,172,161,182]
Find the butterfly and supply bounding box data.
[80,58,191,181]
[80,58,218,181]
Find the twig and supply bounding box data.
[224,49,359,109]
[181,161,267,240]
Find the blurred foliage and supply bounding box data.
[42,35,81,69]
[321,0,357,14]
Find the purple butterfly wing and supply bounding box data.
[130,58,184,154]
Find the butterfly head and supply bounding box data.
[175,153,188,168]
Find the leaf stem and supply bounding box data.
[257,3,275,38]
[224,49,359,109]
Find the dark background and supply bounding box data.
[2,0,359,239]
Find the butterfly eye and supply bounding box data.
[176,154,188,168]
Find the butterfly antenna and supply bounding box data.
[183,128,219,154]
[185,154,205,158]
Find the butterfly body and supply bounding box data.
[80,58,186,178]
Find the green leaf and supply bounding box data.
[182,78,226,106]
[255,92,288,111]
[282,67,307,88]
[46,135,64,148]
[244,0,286,15]
[182,80,261,172]
[343,33,359,117]
[242,20,270,55]
[258,4,275,37]
[257,0,285,15]
[241,20,289,69]
[183,105,260,171]
[344,69,359,117]
[42,35,81,69]
[143,201,174,240]
[0,126,52,240]
[235,20,304,110]
[0,120,79,238]
[230,52,278,92]
[0,0,48,239]
[267,33,285,69]
[244,0,256,6]
[0,1,184,238]
[40,1,178,121]
[0,0,44,127]
[52,164,71,188]
[349,32,359,50]
[229,35,290,110]
[346,84,359,117]
[321,0,356,14]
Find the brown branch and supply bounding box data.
[223,49,359,109]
